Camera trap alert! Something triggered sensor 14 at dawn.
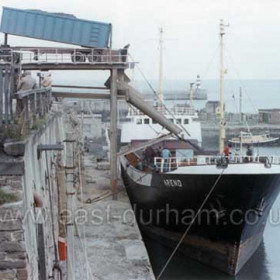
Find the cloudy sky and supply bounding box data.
[1,0,280,81]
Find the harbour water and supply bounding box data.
[131,79,280,113]
[145,197,280,280]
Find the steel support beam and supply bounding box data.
[123,83,182,136]
[110,69,118,200]
[0,67,3,124]
[65,133,75,280]
[52,91,126,100]
[21,63,128,71]
[52,85,107,90]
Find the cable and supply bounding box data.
[156,168,226,280]
[225,49,258,114]
[200,44,220,84]
[129,54,191,137]
[127,103,162,136]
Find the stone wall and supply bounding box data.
[0,176,27,280]
[0,107,65,280]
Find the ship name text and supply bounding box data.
[163,179,182,188]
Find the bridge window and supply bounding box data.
[184,119,189,124]
[144,118,150,124]
[169,118,174,123]
[136,119,142,124]
[176,119,182,124]
[152,119,158,124]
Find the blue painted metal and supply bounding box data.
[0,7,112,48]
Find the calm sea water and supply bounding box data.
[131,79,280,113]
[144,147,280,280]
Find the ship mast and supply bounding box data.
[189,82,194,108]
[219,19,227,154]
[158,27,164,111]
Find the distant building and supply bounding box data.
[259,109,280,124]
[204,101,220,114]
[198,101,220,122]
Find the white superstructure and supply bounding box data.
[121,105,202,145]
[121,28,201,146]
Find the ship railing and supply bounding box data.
[0,47,130,66]
[153,155,280,173]
[170,106,196,115]
[128,106,196,117]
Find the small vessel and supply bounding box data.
[229,131,279,145]
[120,20,280,276]
[228,88,279,145]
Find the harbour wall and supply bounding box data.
[0,109,64,280]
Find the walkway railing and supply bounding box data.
[0,47,129,65]
[153,155,280,173]
[14,87,52,135]
[0,62,53,139]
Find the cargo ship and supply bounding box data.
[120,20,280,276]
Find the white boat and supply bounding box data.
[120,28,202,147]
[121,104,202,146]
[229,131,279,145]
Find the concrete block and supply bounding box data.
[0,186,23,201]
[8,252,27,260]
[0,232,12,242]
[10,180,23,191]
[0,178,7,185]
[0,252,5,260]
[0,260,27,269]
[16,268,28,280]
[0,205,23,220]
[0,220,22,231]
[0,162,24,176]
[3,140,26,157]
[12,231,24,242]
[0,269,17,279]
[96,161,110,170]
[1,241,25,252]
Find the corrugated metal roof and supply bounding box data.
[0,7,112,48]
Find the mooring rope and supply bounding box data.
[156,168,226,279]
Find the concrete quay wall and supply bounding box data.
[0,109,65,280]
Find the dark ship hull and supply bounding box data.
[120,156,280,275]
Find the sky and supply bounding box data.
[1,0,280,82]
